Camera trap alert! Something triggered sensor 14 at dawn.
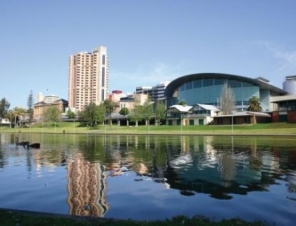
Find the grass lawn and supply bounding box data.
[0,209,268,226]
[0,122,295,135]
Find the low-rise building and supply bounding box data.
[34,94,68,121]
[165,104,270,126]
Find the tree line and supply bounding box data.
[0,83,262,127]
[78,98,166,127]
[0,90,34,127]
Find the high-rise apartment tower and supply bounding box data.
[68,46,109,111]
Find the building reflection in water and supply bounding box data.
[66,153,109,217]
[164,136,274,199]
[1,133,296,209]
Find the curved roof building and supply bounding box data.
[165,73,287,112]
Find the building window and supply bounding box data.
[102,67,105,86]
[193,80,202,88]
[101,89,105,101]
[203,79,213,87]
[180,84,185,91]
[243,82,252,87]
[214,79,224,85]
[229,80,241,88]
[186,82,192,90]
[102,55,105,65]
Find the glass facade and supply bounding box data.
[278,100,296,111]
[102,55,105,65]
[178,78,260,110]
[102,67,105,87]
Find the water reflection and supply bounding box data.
[67,153,108,216]
[0,133,296,224]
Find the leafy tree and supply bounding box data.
[13,107,27,127]
[154,101,166,125]
[247,96,262,112]
[0,98,10,120]
[7,110,14,128]
[178,100,186,106]
[79,102,105,127]
[129,105,144,127]
[67,108,76,119]
[96,104,106,124]
[43,106,61,123]
[27,90,34,125]
[119,107,129,116]
[103,99,119,125]
[142,98,154,126]
[220,82,235,115]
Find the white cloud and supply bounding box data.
[256,41,296,71]
[110,61,193,92]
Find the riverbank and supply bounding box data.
[0,122,295,136]
[0,208,267,226]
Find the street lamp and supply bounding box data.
[231,114,233,134]
[180,113,183,134]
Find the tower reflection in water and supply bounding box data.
[66,153,109,217]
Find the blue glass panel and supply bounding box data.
[203,79,213,87]
[229,80,241,88]
[193,80,202,88]
[214,79,224,85]
[186,82,193,90]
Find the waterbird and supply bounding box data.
[15,136,29,148]
[24,142,41,149]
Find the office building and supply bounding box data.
[165,73,287,112]
[68,46,109,111]
[152,81,170,101]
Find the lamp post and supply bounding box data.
[144,114,150,134]
[231,114,233,134]
[180,113,183,134]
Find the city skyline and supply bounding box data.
[1,0,296,108]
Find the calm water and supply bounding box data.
[0,133,296,225]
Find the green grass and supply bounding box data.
[0,122,295,135]
[0,209,268,226]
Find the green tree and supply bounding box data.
[27,90,34,125]
[103,99,119,125]
[220,82,235,115]
[43,106,61,123]
[178,100,186,106]
[142,98,154,126]
[13,107,27,127]
[119,107,129,116]
[79,102,105,127]
[247,96,262,112]
[67,108,76,119]
[129,105,144,127]
[0,98,10,120]
[154,101,166,125]
[7,110,14,128]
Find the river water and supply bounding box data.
[0,133,295,225]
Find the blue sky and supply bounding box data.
[1,0,296,108]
